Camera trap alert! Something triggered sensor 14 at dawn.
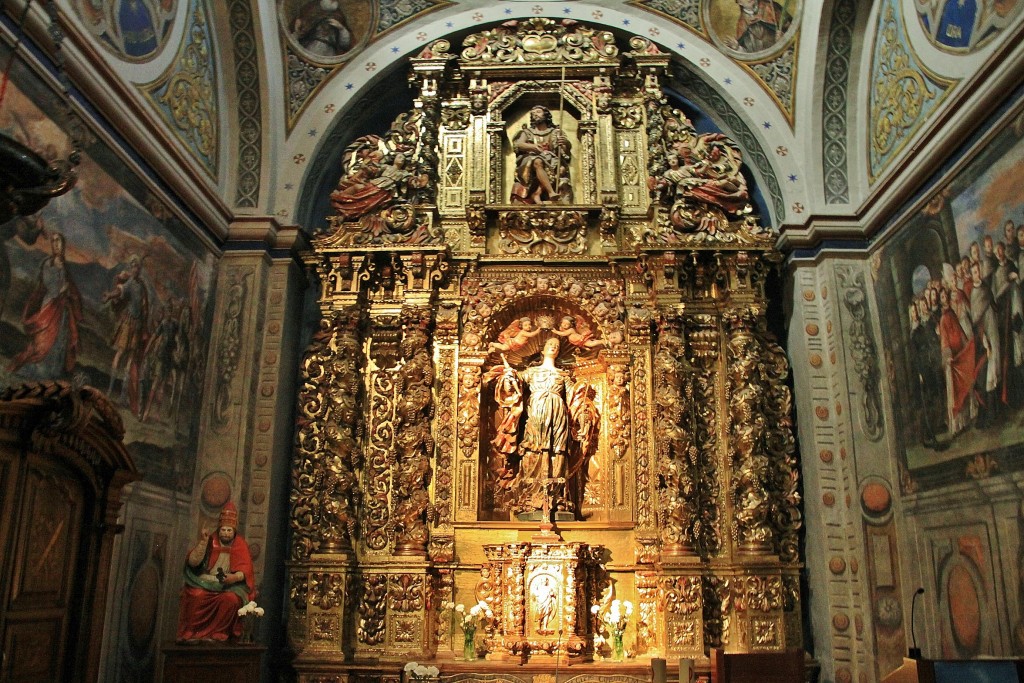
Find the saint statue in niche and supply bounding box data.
[486,335,599,520]
[510,106,573,205]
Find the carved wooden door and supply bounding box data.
[0,453,87,683]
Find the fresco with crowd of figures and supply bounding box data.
[0,54,216,492]
[875,105,1024,483]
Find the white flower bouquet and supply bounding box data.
[403,661,440,681]
[446,600,494,660]
[236,600,265,643]
[591,599,632,660]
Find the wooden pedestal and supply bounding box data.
[162,642,266,683]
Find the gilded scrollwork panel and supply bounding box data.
[455,362,482,520]
[431,303,458,560]
[364,348,398,554]
[635,571,660,655]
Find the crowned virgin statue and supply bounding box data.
[489,335,598,519]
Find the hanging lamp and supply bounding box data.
[0,0,80,225]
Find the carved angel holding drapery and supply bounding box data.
[647,105,753,237]
[325,111,437,245]
[552,314,606,352]
[486,336,599,519]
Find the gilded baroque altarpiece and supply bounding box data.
[286,18,802,680]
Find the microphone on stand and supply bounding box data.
[553,629,563,683]
[909,587,925,659]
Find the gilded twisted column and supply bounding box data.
[290,308,363,558]
[686,313,722,558]
[761,334,801,563]
[725,306,775,555]
[289,308,363,659]
[392,310,434,556]
[654,314,694,556]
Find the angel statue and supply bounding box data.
[488,336,599,519]
[488,316,542,354]
[552,314,606,352]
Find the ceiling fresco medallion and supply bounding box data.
[278,0,373,64]
[703,0,802,61]
[71,0,177,62]
[914,0,1023,52]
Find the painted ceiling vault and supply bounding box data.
[13,0,1024,246]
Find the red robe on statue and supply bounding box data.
[176,534,255,642]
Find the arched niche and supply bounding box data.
[459,276,630,525]
[489,83,592,206]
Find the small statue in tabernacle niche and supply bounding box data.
[646,105,753,239]
[325,110,438,245]
[177,501,256,642]
[485,336,599,520]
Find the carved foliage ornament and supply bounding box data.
[458,18,619,64]
[389,574,425,612]
[358,574,388,645]
[309,572,347,611]
[497,210,587,256]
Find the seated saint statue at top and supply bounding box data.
[510,106,572,205]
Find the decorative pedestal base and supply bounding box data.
[162,642,266,683]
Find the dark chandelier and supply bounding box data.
[0,0,80,225]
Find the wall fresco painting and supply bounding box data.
[72,0,178,61]
[914,0,1023,52]
[876,107,1024,482]
[0,61,216,493]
